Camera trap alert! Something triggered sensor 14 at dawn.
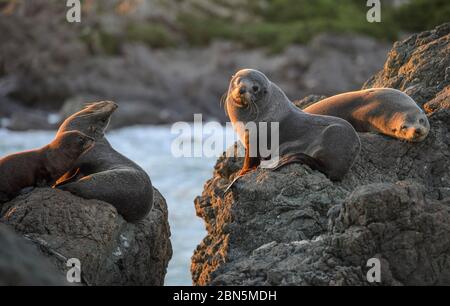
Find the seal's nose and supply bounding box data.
[414,128,423,137]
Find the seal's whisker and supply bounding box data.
[220,92,229,117]
[249,98,259,121]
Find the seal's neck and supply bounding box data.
[258,82,293,122]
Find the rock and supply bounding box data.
[59,95,185,129]
[363,22,450,107]
[192,24,450,286]
[293,94,327,109]
[424,86,450,114]
[0,223,66,285]
[1,187,172,286]
[204,182,450,286]
[6,110,56,131]
[0,96,56,130]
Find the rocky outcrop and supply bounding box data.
[1,187,172,286]
[363,22,450,108]
[0,223,65,286]
[192,24,450,286]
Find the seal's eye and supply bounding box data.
[419,118,425,124]
[252,85,259,93]
[400,125,408,130]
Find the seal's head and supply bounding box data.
[58,101,118,139]
[389,110,430,142]
[49,131,95,162]
[226,69,271,121]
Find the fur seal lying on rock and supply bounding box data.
[0,131,94,203]
[303,88,430,142]
[55,101,154,223]
[225,69,361,182]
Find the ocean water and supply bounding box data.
[0,125,236,286]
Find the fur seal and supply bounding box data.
[0,131,94,203]
[225,69,361,182]
[303,88,430,142]
[55,101,154,223]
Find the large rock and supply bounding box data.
[1,187,172,286]
[0,223,65,286]
[363,22,450,107]
[192,24,450,286]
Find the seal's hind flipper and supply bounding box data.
[53,168,81,188]
[272,153,325,173]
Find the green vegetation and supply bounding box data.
[126,23,175,48]
[174,0,448,52]
[393,0,450,32]
[80,0,450,54]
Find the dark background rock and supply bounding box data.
[192,24,450,286]
[1,187,172,286]
[0,223,66,286]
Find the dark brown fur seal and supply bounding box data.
[55,101,154,223]
[0,131,94,203]
[225,69,361,182]
[303,88,430,142]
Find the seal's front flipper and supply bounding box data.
[272,153,325,173]
[226,130,260,194]
[53,168,81,188]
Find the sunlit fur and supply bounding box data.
[226,69,272,123]
[57,101,118,139]
[388,111,430,142]
[303,88,430,142]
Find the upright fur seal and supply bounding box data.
[226,69,361,181]
[55,101,153,223]
[0,131,94,203]
[303,88,430,142]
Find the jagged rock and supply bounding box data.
[192,24,450,286]
[205,182,450,286]
[0,223,66,286]
[424,86,450,114]
[1,187,172,286]
[363,22,450,107]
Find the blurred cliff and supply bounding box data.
[0,0,448,129]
